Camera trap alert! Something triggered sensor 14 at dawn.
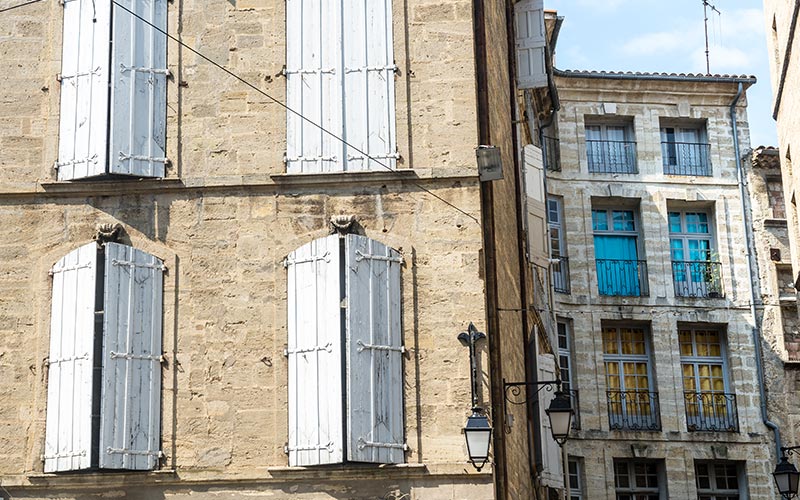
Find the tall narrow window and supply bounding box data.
[661,123,711,176]
[592,207,648,297]
[669,210,722,298]
[568,457,585,500]
[45,242,164,472]
[695,461,743,499]
[286,234,406,466]
[603,325,660,431]
[680,327,738,432]
[585,120,636,174]
[285,0,397,173]
[549,197,569,293]
[57,0,168,180]
[557,320,579,429]
[614,460,663,500]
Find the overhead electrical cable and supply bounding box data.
[0,0,44,14]
[109,0,479,224]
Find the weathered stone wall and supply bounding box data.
[0,0,495,497]
[548,74,776,498]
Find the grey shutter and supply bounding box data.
[286,235,344,465]
[56,0,111,180]
[344,234,405,463]
[341,0,397,171]
[524,144,549,267]
[285,0,343,173]
[99,242,164,470]
[515,0,547,89]
[44,243,98,472]
[108,0,168,177]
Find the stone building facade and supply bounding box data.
[0,0,530,498]
[544,70,780,498]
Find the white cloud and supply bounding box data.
[621,31,689,56]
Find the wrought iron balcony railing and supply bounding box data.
[671,261,724,298]
[661,141,712,176]
[543,135,561,172]
[595,259,649,297]
[552,256,570,294]
[586,139,638,174]
[607,390,661,431]
[684,391,739,432]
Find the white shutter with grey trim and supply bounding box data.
[285,0,343,174]
[344,234,405,463]
[99,242,164,470]
[108,0,168,177]
[286,235,344,466]
[537,353,563,487]
[515,0,547,89]
[342,0,397,171]
[56,0,111,180]
[44,243,98,472]
[524,144,548,267]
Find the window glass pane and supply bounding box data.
[586,125,602,141]
[593,210,608,231]
[686,212,709,233]
[668,212,682,233]
[612,210,635,231]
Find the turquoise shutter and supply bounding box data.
[108,0,168,177]
[44,243,98,472]
[286,235,344,465]
[99,243,164,470]
[345,234,405,463]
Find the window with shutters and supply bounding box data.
[44,242,164,472]
[514,0,547,89]
[285,233,405,466]
[285,0,397,173]
[660,119,711,176]
[56,0,168,180]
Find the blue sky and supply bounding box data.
[547,0,777,147]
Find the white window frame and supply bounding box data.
[549,197,569,293]
[568,456,585,500]
[660,123,711,176]
[584,119,636,174]
[694,460,743,499]
[614,460,663,500]
[668,209,721,298]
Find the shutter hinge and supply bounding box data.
[284,251,331,267]
[284,343,333,357]
[285,442,334,454]
[106,447,164,457]
[109,351,165,363]
[48,354,91,365]
[356,340,404,354]
[110,258,167,271]
[354,250,403,264]
[356,438,408,451]
[42,450,87,461]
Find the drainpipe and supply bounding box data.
[731,81,783,457]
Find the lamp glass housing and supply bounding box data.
[545,391,574,445]
[464,412,492,471]
[774,457,800,497]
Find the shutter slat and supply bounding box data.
[99,243,163,470]
[109,0,167,177]
[345,235,404,464]
[56,0,110,180]
[342,0,396,171]
[524,144,549,267]
[287,235,343,466]
[515,0,547,89]
[45,243,97,472]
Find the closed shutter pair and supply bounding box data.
[285,0,397,173]
[286,234,405,465]
[515,0,547,89]
[57,0,167,180]
[44,242,164,472]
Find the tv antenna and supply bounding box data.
[703,0,721,74]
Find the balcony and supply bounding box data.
[543,135,561,172]
[595,259,649,297]
[671,261,724,298]
[662,141,712,176]
[552,256,570,294]
[586,140,637,174]
[607,390,661,431]
[684,391,739,432]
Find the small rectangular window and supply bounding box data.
[694,460,744,499]
[660,120,711,176]
[614,459,664,499]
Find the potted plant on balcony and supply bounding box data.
[703,251,723,298]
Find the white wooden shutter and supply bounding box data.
[524,144,549,267]
[108,0,168,177]
[56,0,111,180]
[515,0,547,89]
[537,353,563,487]
[286,235,344,465]
[44,243,98,472]
[344,234,405,463]
[285,0,343,173]
[342,0,397,171]
[99,242,164,470]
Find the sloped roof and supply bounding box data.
[554,68,756,84]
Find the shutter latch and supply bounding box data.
[357,438,408,451]
[356,340,404,354]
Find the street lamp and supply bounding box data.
[503,379,574,446]
[774,447,800,499]
[459,323,492,471]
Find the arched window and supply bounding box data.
[285,234,405,465]
[44,242,164,472]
